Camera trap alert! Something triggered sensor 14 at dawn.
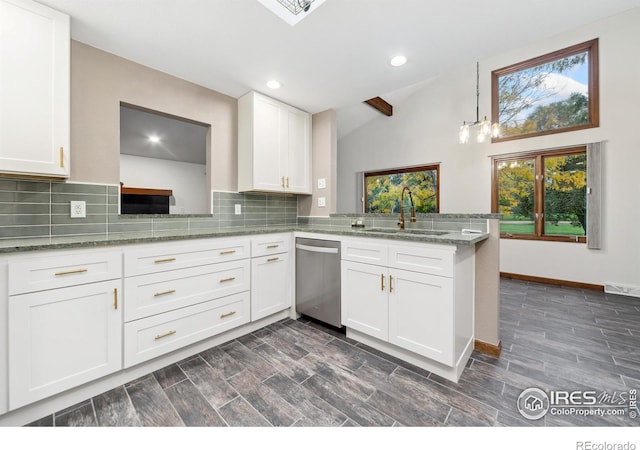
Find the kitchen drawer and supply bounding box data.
[124,238,249,277]
[341,238,388,266]
[251,233,291,257]
[9,250,121,295]
[124,259,250,322]
[388,244,454,278]
[123,291,250,367]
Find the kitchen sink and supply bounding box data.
[363,228,450,236]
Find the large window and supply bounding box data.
[364,164,439,213]
[491,39,599,142]
[492,147,586,242]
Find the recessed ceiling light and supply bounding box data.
[266,80,281,89]
[390,55,407,67]
[148,135,160,143]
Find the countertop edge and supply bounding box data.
[0,226,489,254]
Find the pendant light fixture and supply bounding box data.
[458,62,500,143]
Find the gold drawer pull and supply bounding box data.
[220,311,236,318]
[114,288,118,310]
[220,250,236,255]
[266,244,279,249]
[155,330,176,340]
[154,289,176,297]
[220,277,236,283]
[154,257,176,264]
[267,257,279,262]
[55,268,88,276]
[60,147,64,168]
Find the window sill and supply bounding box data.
[500,234,586,243]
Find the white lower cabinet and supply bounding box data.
[8,280,122,409]
[251,251,291,321]
[341,260,388,340]
[124,291,249,367]
[387,268,454,365]
[341,262,454,364]
[250,234,292,321]
[341,238,474,381]
[1,234,299,422]
[122,238,253,368]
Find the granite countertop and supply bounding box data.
[0,225,490,254]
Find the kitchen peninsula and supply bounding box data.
[0,212,500,426]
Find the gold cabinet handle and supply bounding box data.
[220,311,236,318]
[281,176,285,188]
[219,277,236,283]
[381,274,385,291]
[389,275,394,293]
[285,176,289,188]
[267,257,279,262]
[266,244,279,249]
[220,250,236,255]
[154,257,176,264]
[59,147,64,168]
[55,268,88,276]
[154,289,176,297]
[114,287,118,310]
[155,330,176,340]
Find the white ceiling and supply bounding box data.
[39,0,640,142]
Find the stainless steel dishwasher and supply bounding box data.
[295,238,342,328]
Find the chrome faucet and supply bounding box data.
[397,186,417,230]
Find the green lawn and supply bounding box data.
[500,222,585,236]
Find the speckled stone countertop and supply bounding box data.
[0,225,490,254]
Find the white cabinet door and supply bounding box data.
[252,95,284,192]
[9,280,122,409]
[341,260,388,341]
[238,91,311,194]
[285,107,311,194]
[388,269,454,365]
[251,252,291,321]
[0,0,70,178]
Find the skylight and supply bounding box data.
[257,0,326,26]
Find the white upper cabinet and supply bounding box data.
[238,91,311,194]
[0,0,70,178]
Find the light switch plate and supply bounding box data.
[70,201,86,218]
[317,178,326,189]
[235,204,242,215]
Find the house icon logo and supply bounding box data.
[517,388,550,420]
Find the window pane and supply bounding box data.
[498,51,589,138]
[544,153,586,236]
[365,168,438,213]
[497,158,535,235]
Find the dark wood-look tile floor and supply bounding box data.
[27,278,640,427]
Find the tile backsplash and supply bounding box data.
[0,177,298,241]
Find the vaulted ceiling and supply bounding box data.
[40,0,640,141]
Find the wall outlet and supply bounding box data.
[317,178,326,189]
[70,201,86,218]
[235,204,242,215]
[317,197,326,207]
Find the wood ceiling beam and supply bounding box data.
[364,96,393,116]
